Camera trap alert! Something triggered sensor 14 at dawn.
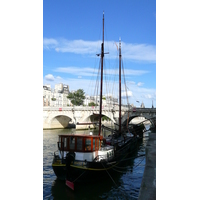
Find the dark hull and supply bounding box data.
[52,137,138,182]
[129,123,145,139]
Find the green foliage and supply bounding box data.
[102,97,106,100]
[51,98,56,101]
[67,89,85,106]
[102,116,111,121]
[88,102,98,106]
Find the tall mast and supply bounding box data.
[119,38,122,133]
[98,12,104,136]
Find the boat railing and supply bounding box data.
[53,151,62,163]
[54,150,59,156]
[57,141,63,150]
[93,155,106,162]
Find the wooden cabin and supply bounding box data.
[57,135,103,153]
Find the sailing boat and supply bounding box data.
[52,12,139,190]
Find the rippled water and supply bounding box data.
[43,128,149,199]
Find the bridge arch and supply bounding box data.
[76,112,116,130]
[122,112,156,126]
[85,113,115,123]
[50,114,73,129]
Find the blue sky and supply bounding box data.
[43,0,156,108]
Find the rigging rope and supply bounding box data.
[112,154,146,174]
[93,60,101,106]
[73,170,86,183]
[101,162,118,187]
[113,154,145,166]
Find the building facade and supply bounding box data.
[43,85,51,106]
[43,83,120,107]
[43,83,72,107]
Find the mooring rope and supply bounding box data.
[101,162,128,199]
[73,170,86,183]
[112,154,146,174]
[101,162,118,187]
[117,154,145,163]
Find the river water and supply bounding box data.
[43,127,150,199]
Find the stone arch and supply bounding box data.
[76,112,116,130]
[50,114,73,129]
[80,113,115,124]
[122,113,155,126]
[101,111,116,123]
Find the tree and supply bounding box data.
[102,116,111,121]
[88,102,98,106]
[67,89,85,106]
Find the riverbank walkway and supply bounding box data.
[138,131,156,200]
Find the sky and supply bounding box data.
[43,0,156,108]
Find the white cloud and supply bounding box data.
[122,90,133,97]
[56,76,62,80]
[45,74,55,81]
[127,81,135,85]
[54,67,97,77]
[124,69,149,76]
[137,82,144,87]
[43,38,58,50]
[122,42,156,62]
[54,67,149,77]
[141,94,155,99]
[55,39,101,54]
[43,38,156,62]
[122,84,156,107]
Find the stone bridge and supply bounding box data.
[43,106,156,130]
[121,108,156,126]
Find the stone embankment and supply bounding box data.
[138,132,156,200]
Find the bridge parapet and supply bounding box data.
[43,106,130,112]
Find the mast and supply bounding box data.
[119,38,122,133]
[98,12,105,136]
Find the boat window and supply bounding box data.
[69,136,75,150]
[95,139,99,150]
[64,137,68,148]
[93,139,95,150]
[85,138,91,151]
[77,138,83,151]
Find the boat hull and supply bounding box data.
[52,137,138,182]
